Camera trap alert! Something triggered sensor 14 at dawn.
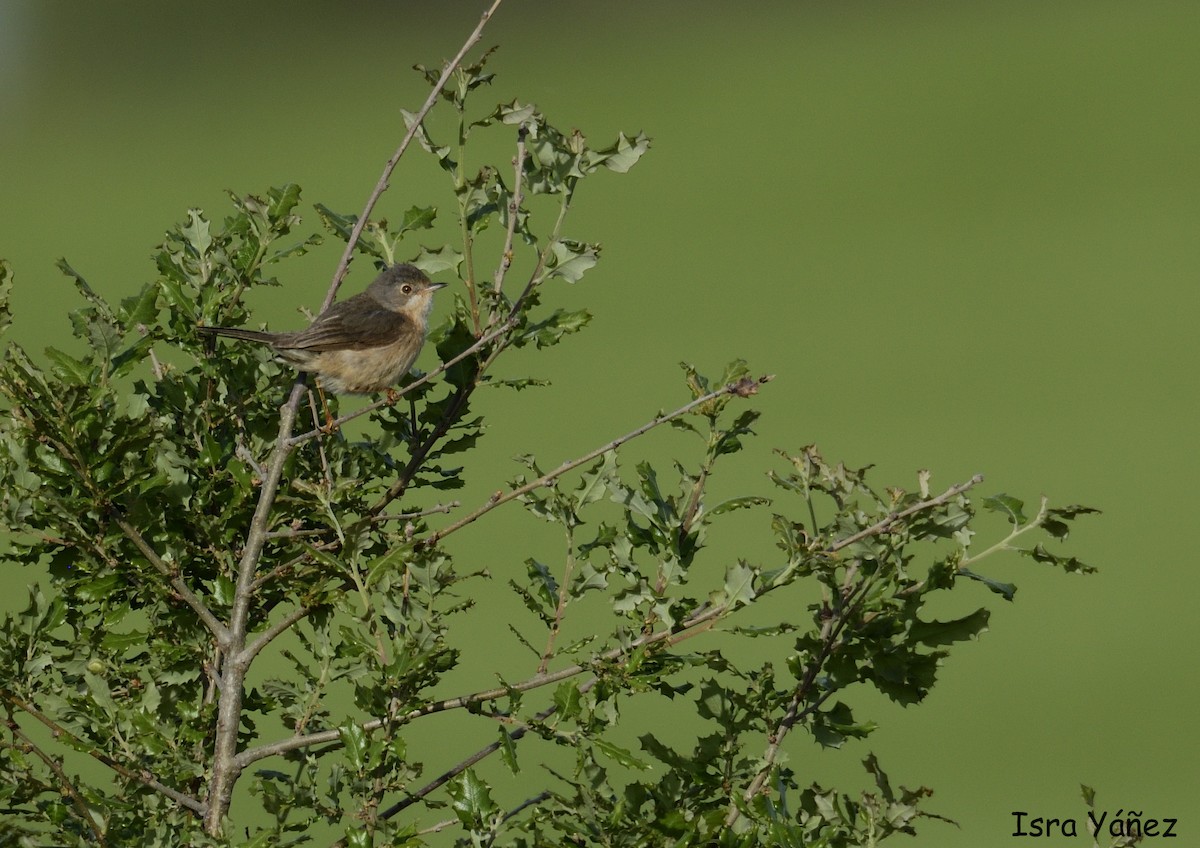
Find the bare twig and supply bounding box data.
[241,604,319,663]
[489,127,529,311]
[264,501,459,539]
[323,0,506,308]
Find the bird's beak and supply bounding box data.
[428,282,448,291]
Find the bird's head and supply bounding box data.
[368,264,446,316]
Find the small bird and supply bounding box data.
[197,263,445,396]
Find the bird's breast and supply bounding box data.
[306,341,423,395]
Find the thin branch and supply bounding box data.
[1,688,205,815]
[421,375,774,547]
[241,604,320,663]
[417,818,458,837]
[489,127,529,309]
[322,0,506,308]
[112,515,228,644]
[5,720,107,846]
[264,502,459,539]
[235,605,725,770]
[724,583,866,828]
[379,684,587,823]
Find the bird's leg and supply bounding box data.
[408,395,420,448]
[384,387,401,405]
[317,383,338,433]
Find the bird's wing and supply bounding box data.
[284,297,410,352]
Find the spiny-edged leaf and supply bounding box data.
[958,567,1017,601]
[118,283,160,329]
[413,244,464,275]
[266,182,303,221]
[337,720,368,771]
[481,376,550,391]
[179,210,213,259]
[495,99,537,126]
[312,204,385,261]
[43,346,94,384]
[728,622,800,637]
[589,130,651,174]
[519,307,592,348]
[526,558,558,604]
[718,560,757,609]
[1024,544,1098,574]
[983,493,1027,525]
[507,623,541,657]
[1042,504,1102,541]
[574,450,618,507]
[0,260,14,336]
[447,768,498,828]
[59,259,123,358]
[546,240,599,283]
[910,608,990,646]
[498,726,520,775]
[592,738,650,770]
[812,701,878,749]
[400,205,437,232]
[708,495,772,517]
[553,680,583,719]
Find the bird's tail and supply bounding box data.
[196,326,279,345]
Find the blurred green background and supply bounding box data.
[2,0,1197,843]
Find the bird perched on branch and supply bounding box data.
[197,263,445,397]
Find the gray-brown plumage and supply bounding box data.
[197,264,445,395]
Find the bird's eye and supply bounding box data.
[401,284,413,294]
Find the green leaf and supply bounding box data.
[448,768,497,828]
[718,560,757,609]
[546,240,599,283]
[1025,544,1098,574]
[708,495,771,517]
[553,680,583,719]
[592,130,651,173]
[958,567,1017,601]
[400,205,437,231]
[910,608,990,646]
[983,493,1026,525]
[573,450,618,507]
[413,244,465,275]
[338,720,368,771]
[1042,504,1102,541]
[498,727,520,774]
[44,346,94,384]
[593,738,650,770]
